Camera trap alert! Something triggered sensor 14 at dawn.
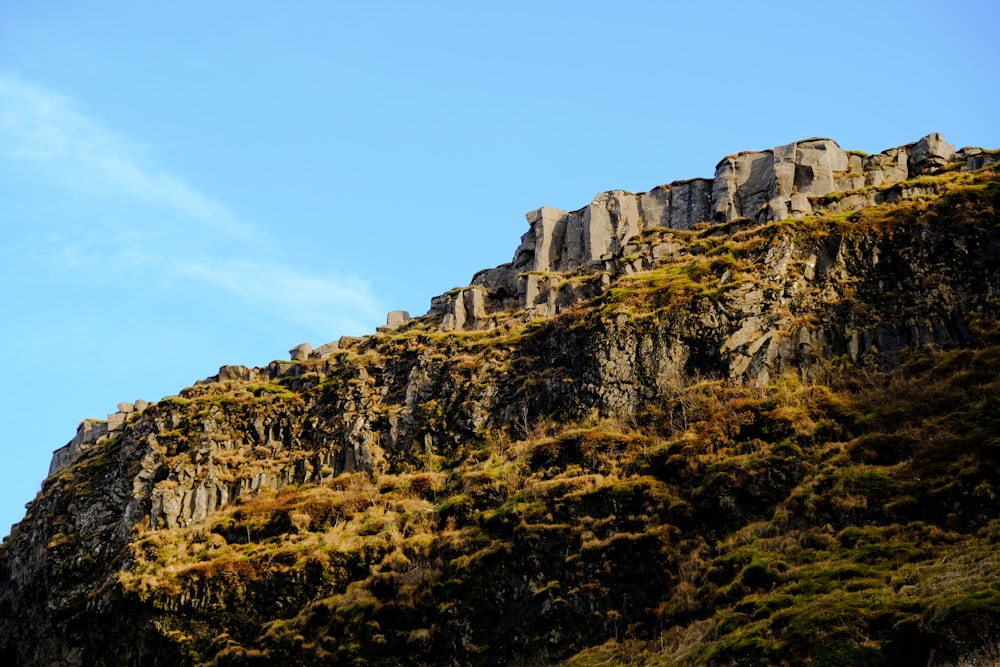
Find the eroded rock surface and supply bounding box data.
[429,134,993,331]
[3,134,998,667]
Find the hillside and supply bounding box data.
[2,135,1000,666]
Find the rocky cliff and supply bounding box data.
[423,134,995,329]
[2,135,1000,666]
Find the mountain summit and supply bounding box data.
[3,134,1000,666]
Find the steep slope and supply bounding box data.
[1,137,999,666]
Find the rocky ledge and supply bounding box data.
[45,134,998,485]
[425,133,995,329]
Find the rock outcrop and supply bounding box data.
[42,135,998,481]
[428,134,994,331]
[47,400,152,476]
[3,134,998,667]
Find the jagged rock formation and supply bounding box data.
[47,131,993,482]
[47,400,150,476]
[431,133,995,329]
[2,135,999,666]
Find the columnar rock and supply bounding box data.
[427,133,985,332]
[661,178,713,230]
[309,341,340,359]
[377,310,412,333]
[107,412,126,435]
[463,289,487,328]
[434,287,489,331]
[960,146,1000,172]
[863,148,909,187]
[519,206,569,273]
[385,310,410,329]
[794,139,849,198]
[711,139,852,223]
[909,132,955,173]
[516,190,669,276]
[218,364,257,382]
[289,343,313,361]
[582,190,641,266]
[47,419,109,476]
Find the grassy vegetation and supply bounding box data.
[10,162,1000,666]
[112,339,1000,665]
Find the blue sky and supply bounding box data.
[2,1,998,536]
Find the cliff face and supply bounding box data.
[428,134,995,329]
[2,136,1000,666]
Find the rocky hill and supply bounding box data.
[2,134,1000,666]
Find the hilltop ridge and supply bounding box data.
[47,133,998,481]
[4,134,1000,666]
[424,133,994,333]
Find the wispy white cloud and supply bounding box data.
[1,71,384,338]
[0,71,249,237]
[174,258,383,334]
